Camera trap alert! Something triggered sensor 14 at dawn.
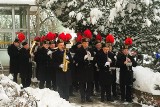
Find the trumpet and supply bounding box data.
[62,49,70,72]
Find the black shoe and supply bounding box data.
[126,99,133,103]
[107,98,114,102]
[121,98,125,102]
[86,98,93,102]
[101,98,105,102]
[69,93,76,97]
[81,99,85,103]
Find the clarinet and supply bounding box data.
[126,54,132,71]
[106,53,111,72]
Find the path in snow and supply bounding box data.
[70,92,142,107]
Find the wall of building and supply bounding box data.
[0,50,9,67]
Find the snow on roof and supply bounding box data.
[0,0,37,5]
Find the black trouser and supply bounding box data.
[120,83,132,101]
[51,79,57,90]
[39,80,51,89]
[94,71,100,92]
[111,69,117,96]
[101,84,111,100]
[13,72,18,83]
[21,78,31,88]
[58,85,70,101]
[79,82,92,100]
[120,72,133,101]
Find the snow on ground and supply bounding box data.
[0,74,78,107]
[116,66,160,95]
[133,66,160,95]
[0,66,160,106]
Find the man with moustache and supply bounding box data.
[52,39,72,101]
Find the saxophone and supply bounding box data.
[62,49,70,72]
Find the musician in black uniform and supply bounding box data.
[49,40,57,90]
[7,39,20,83]
[108,45,117,98]
[19,42,32,88]
[92,41,102,93]
[116,45,137,102]
[71,42,82,92]
[74,38,94,103]
[96,44,114,102]
[33,39,42,80]
[38,40,52,89]
[52,39,72,101]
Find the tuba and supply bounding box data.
[62,49,70,72]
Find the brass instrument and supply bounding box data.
[62,49,70,72]
[30,41,37,55]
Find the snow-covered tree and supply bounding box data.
[37,0,160,56]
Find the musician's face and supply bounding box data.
[123,49,129,55]
[14,42,19,47]
[82,42,89,49]
[50,44,55,49]
[24,44,29,50]
[58,42,64,50]
[43,44,49,49]
[77,44,82,48]
[95,43,102,50]
[103,47,109,54]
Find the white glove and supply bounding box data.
[105,62,110,66]
[108,58,112,62]
[87,51,91,57]
[59,64,64,68]
[126,62,132,66]
[88,56,94,60]
[95,63,98,67]
[84,55,88,60]
[66,55,69,60]
[47,50,52,55]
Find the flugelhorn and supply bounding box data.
[30,41,36,55]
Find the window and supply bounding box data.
[0,32,12,49]
[0,7,13,29]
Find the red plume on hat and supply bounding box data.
[46,32,57,41]
[106,34,114,44]
[18,32,25,42]
[125,37,132,45]
[58,32,65,41]
[58,33,72,42]
[34,36,41,42]
[96,33,102,42]
[40,35,46,42]
[76,35,83,42]
[84,29,92,39]
[65,33,72,41]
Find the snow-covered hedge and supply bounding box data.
[133,66,160,95]
[0,74,78,107]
